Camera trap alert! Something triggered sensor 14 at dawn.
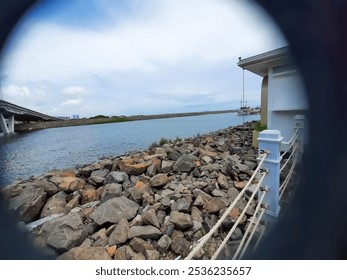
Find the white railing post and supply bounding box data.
[257,130,282,222]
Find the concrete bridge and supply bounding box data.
[0,100,60,133]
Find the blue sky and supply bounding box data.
[0,0,286,118]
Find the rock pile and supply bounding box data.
[2,123,261,260]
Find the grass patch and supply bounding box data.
[252,121,267,131]
[93,117,132,124]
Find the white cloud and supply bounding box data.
[2,0,285,82]
[62,86,86,95]
[0,0,286,117]
[3,85,30,97]
[61,98,83,106]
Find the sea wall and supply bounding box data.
[2,123,260,260]
[14,110,237,132]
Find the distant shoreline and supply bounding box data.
[14,109,238,132]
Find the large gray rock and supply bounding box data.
[58,246,111,260]
[173,154,196,172]
[41,212,87,252]
[100,183,122,202]
[128,226,162,239]
[169,211,193,230]
[8,186,47,223]
[104,171,129,184]
[200,164,221,172]
[32,180,59,197]
[161,160,174,173]
[90,196,140,225]
[142,209,160,228]
[171,197,192,212]
[170,236,191,257]
[40,191,67,218]
[109,218,129,245]
[90,169,110,179]
[129,237,154,253]
[156,235,171,253]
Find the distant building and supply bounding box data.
[72,114,80,119]
[238,46,308,144]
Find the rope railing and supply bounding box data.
[251,209,266,252]
[184,153,268,260]
[280,142,299,173]
[211,171,267,260]
[233,189,268,260]
[279,150,299,200]
[281,128,299,158]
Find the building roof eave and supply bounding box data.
[237,46,290,77]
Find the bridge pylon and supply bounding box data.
[0,113,14,134]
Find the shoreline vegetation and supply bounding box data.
[14,109,238,132]
[2,121,262,260]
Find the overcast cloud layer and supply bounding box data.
[0,0,286,117]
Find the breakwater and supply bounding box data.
[14,110,237,132]
[2,122,260,260]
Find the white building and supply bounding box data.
[238,47,308,146]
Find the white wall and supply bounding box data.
[267,66,308,145]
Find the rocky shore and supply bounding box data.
[2,122,261,260]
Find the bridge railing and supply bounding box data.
[184,115,305,260]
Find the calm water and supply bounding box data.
[0,113,259,187]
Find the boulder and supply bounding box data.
[192,189,211,200]
[205,197,226,213]
[169,211,193,230]
[100,183,123,202]
[41,212,87,252]
[171,197,192,212]
[161,160,174,173]
[58,246,111,260]
[234,181,247,190]
[118,160,149,176]
[8,185,47,223]
[40,191,67,218]
[191,206,203,222]
[193,195,204,206]
[80,187,99,205]
[109,218,129,245]
[65,195,80,214]
[104,171,129,184]
[150,174,169,188]
[129,237,153,253]
[59,177,85,193]
[145,249,160,260]
[128,226,162,239]
[217,174,229,189]
[90,196,140,225]
[147,158,161,176]
[173,154,196,172]
[170,236,191,257]
[32,180,59,197]
[156,235,171,253]
[91,228,109,247]
[212,189,228,198]
[142,209,160,228]
[200,164,221,172]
